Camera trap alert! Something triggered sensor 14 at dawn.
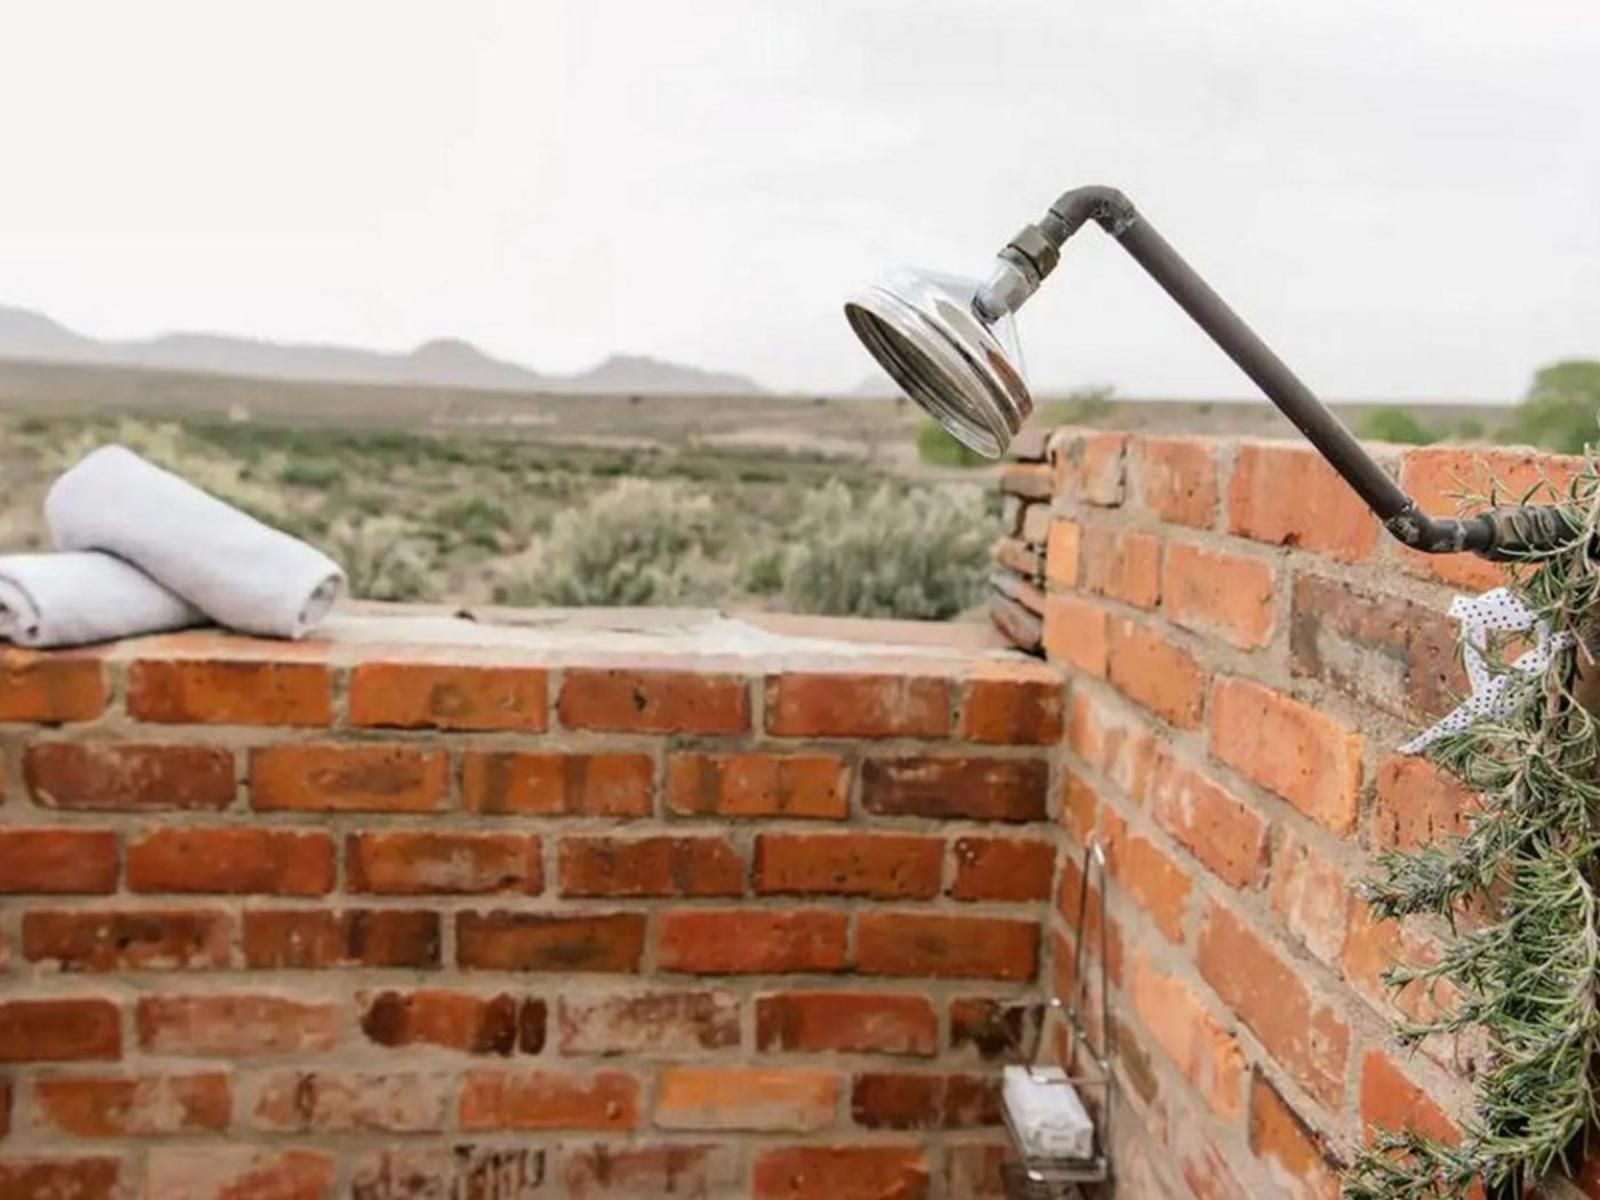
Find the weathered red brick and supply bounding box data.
[33,1072,230,1136]
[655,1066,837,1132]
[950,837,1054,902]
[862,756,1048,822]
[1059,773,1100,845]
[755,833,941,900]
[959,662,1064,745]
[558,990,739,1055]
[943,1143,1010,1200]
[348,660,547,730]
[1108,618,1206,728]
[949,998,1039,1062]
[24,742,235,811]
[1209,677,1363,834]
[23,909,232,972]
[856,912,1038,981]
[1053,430,1127,506]
[1000,462,1053,499]
[127,655,332,725]
[459,1069,639,1131]
[1270,831,1349,967]
[360,990,541,1056]
[757,992,937,1057]
[462,751,653,818]
[559,668,749,733]
[1138,436,1219,527]
[766,671,949,738]
[559,836,744,898]
[1082,527,1162,609]
[0,828,117,894]
[1227,442,1379,561]
[351,1146,546,1200]
[128,827,334,896]
[1021,500,1053,544]
[249,1069,452,1132]
[1128,950,1245,1118]
[1396,445,1583,589]
[0,998,121,1062]
[1046,518,1082,586]
[144,1147,335,1199]
[753,1145,929,1200]
[250,743,447,812]
[1043,592,1110,677]
[1289,574,1463,719]
[1164,540,1277,649]
[1181,1140,1250,1200]
[1149,757,1269,890]
[558,1143,741,1199]
[137,993,339,1057]
[456,912,645,973]
[1101,807,1191,944]
[665,752,848,820]
[242,909,440,969]
[994,537,1044,579]
[0,1157,121,1200]
[1358,1047,1459,1144]
[0,648,108,723]
[1067,690,1160,802]
[657,910,847,975]
[348,831,542,895]
[860,1072,1000,1130]
[1197,901,1350,1108]
[990,589,1044,652]
[1373,755,1476,853]
[1248,1069,1340,1200]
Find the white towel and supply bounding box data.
[0,551,204,648]
[46,445,345,639]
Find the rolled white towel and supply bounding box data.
[0,551,204,648]
[46,444,345,639]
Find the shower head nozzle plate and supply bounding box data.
[844,269,1033,460]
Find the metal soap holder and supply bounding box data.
[1001,838,1113,1200]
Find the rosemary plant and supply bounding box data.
[1344,465,1600,1200]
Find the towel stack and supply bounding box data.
[0,445,345,648]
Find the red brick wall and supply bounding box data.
[0,630,1063,1199]
[993,428,1595,1198]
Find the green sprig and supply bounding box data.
[1344,462,1600,1199]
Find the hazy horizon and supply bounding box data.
[0,0,1595,401]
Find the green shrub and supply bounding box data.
[776,481,989,619]
[915,420,988,468]
[1452,416,1487,441]
[499,478,731,607]
[326,516,440,603]
[1357,406,1436,445]
[1503,360,1600,454]
[430,497,512,550]
[278,460,342,489]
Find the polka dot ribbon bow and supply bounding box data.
[1400,586,1575,754]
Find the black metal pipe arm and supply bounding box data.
[999,186,1575,561]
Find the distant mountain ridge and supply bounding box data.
[0,303,763,395]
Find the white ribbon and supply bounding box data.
[1400,587,1574,754]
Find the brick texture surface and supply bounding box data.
[989,429,1517,1196]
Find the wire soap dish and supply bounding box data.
[1001,837,1113,1200]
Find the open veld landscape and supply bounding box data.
[0,356,1521,619]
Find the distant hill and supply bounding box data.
[0,303,764,395]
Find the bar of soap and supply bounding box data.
[1002,1065,1095,1161]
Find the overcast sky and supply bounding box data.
[0,0,1595,399]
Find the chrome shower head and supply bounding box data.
[844,266,1034,460]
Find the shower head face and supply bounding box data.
[845,269,1032,460]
